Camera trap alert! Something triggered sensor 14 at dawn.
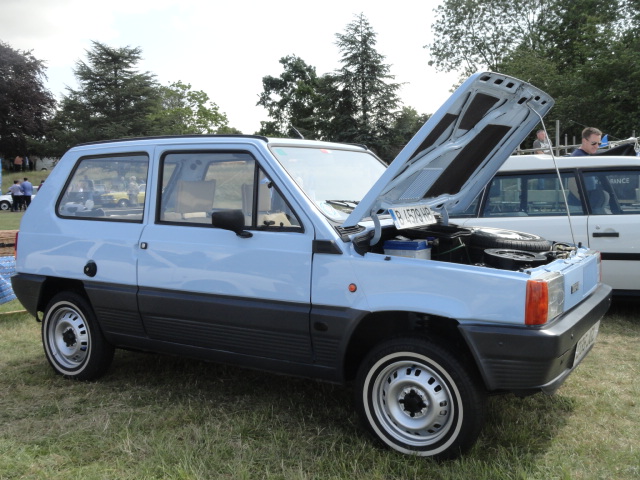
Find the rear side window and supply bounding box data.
[483,172,585,217]
[57,154,149,221]
[583,170,640,215]
[159,151,301,230]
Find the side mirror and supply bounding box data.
[211,209,253,238]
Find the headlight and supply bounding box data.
[525,271,564,325]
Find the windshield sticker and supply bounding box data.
[319,201,340,217]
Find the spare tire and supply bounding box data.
[469,226,551,252]
[483,249,548,270]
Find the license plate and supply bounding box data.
[388,204,437,229]
[574,320,600,364]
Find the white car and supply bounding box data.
[0,193,12,211]
[0,191,36,210]
[453,153,640,295]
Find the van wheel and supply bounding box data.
[42,292,114,380]
[355,338,486,460]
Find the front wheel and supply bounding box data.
[355,338,486,459]
[42,292,114,380]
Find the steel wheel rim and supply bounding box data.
[48,306,90,369]
[371,359,455,447]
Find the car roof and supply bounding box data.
[71,134,368,152]
[499,154,640,172]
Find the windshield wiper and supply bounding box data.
[325,200,360,208]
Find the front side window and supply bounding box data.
[159,152,301,230]
[58,154,149,221]
[483,172,585,217]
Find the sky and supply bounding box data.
[2,0,461,134]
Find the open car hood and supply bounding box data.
[343,72,554,228]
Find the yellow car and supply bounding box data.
[99,184,146,207]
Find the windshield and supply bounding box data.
[271,145,387,221]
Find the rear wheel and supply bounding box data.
[355,337,486,459]
[0,201,10,211]
[42,292,114,380]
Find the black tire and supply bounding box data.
[483,248,548,270]
[0,201,10,211]
[469,226,551,252]
[117,199,129,208]
[42,292,114,380]
[355,337,486,459]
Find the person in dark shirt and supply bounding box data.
[572,127,602,156]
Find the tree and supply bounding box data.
[426,0,549,77]
[257,55,323,138]
[257,15,412,161]
[148,81,229,135]
[386,107,431,161]
[428,0,640,142]
[327,13,402,157]
[0,41,56,163]
[49,41,161,153]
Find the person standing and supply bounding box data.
[533,130,552,154]
[127,176,139,207]
[22,177,34,209]
[9,180,23,212]
[13,155,23,172]
[572,127,603,156]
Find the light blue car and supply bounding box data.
[11,72,611,459]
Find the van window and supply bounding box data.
[483,172,585,217]
[57,154,149,221]
[159,152,301,230]
[583,170,640,215]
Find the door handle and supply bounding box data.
[592,232,619,238]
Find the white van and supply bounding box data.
[453,153,640,295]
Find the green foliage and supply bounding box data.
[257,55,322,138]
[429,0,640,143]
[45,41,161,154]
[257,14,405,161]
[385,107,432,162]
[0,42,56,159]
[427,0,549,77]
[325,14,402,157]
[148,81,229,135]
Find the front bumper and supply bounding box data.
[458,283,612,395]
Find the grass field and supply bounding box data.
[0,302,638,479]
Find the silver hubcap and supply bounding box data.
[48,307,89,369]
[372,360,454,446]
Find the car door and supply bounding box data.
[455,170,589,246]
[582,169,640,293]
[136,146,316,364]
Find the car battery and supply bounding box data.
[407,225,472,263]
[384,239,431,260]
